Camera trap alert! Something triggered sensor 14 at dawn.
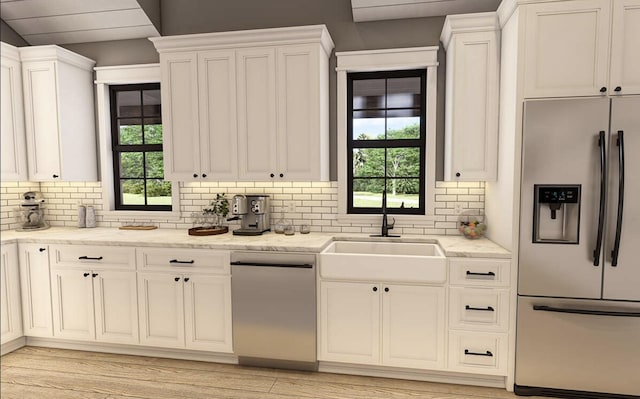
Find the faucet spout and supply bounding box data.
[380,190,397,237]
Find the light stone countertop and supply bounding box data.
[0,227,511,258]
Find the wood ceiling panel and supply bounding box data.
[8,9,153,35]
[0,0,140,19]
[23,25,160,45]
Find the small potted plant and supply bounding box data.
[190,193,230,235]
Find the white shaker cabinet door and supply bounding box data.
[19,244,53,337]
[609,0,640,95]
[50,268,95,341]
[198,50,238,181]
[523,0,611,98]
[381,284,446,369]
[183,274,232,352]
[0,45,28,182]
[319,281,381,364]
[237,47,278,181]
[21,60,62,181]
[138,272,184,348]
[276,45,325,181]
[93,270,139,345]
[160,51,201,181]
[1,243,22,344]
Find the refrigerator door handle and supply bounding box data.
[533,305,640,317]
[593,131,606,266]
[611,130,624,267]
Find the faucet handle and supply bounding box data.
[388,217,395,229]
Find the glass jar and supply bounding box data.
[284,223,295,235]
[300,224,311,234]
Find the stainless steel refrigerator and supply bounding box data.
[515,96,640,398]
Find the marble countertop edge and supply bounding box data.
[0,227,511,259]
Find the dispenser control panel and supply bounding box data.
[537,186,580,204]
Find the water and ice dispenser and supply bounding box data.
[533,185,581,244]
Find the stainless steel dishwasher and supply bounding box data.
[231,251,317,371]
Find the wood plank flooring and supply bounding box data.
[0,347,550,399]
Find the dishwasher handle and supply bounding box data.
[231,261,313,268]
[533,305,640,317]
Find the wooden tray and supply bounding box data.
[119,225,158,230]
[188,226,229,236]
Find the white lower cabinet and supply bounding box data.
[19,244,53,338]
[1,243,22,344]
[448,258,511,376]
[319,281,445,369]
[138,272,232,352]
[50,268,138,344]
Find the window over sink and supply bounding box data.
[336,47,438,223]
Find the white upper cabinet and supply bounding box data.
[441,13,500,181]
[522,0,640,98]
[0,42,28,182]
[609,0,640,95]
[159,50,237,181]
[19,45,97,181]
[151,25,334,182]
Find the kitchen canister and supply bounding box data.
[77,205,86,228]
[85,206,96,228]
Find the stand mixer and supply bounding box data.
[16,191,49,231]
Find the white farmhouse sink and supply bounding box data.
[320,241,446,283]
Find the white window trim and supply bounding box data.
[94,64,181,221]
[336,47,439,225]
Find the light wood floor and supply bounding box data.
[1,347,551,399]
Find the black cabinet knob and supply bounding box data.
[83,272,90,277]
[184,277,190,282]
[384,287,390,292]
[600,87,607,93]
[52,174,59,178]
[202,173,207,178]
[456,172,461,177]
[92,273,98,278]
[270,173,275,178]
[614,86,622,92]
[372,286,378,292]
[39,248,46,252]
[193,173,198,178]
[279,173,284,178]
[174,277,180,282]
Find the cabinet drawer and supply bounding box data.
[137,247,230,274]
[449,287,509,331]
[449,258,511,287]
[448,331,508,375]
[51,245,135,270]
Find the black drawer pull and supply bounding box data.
[39,248,46,252]
[466,271,495,277]
[170,259,195,264]
[465,305,495,312]
[465,349,493,357]
[79,256,103,260]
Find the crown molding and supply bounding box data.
[1,41,21,62]
[336,46,439,72]
[440,12,500,50]
[94,63,160,84]
[18,45,95,70]
[150,24,335,57]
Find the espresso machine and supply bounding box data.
[17,191,49,231]
[230,194,270,235]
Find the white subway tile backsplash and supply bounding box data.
[1,181,484,235]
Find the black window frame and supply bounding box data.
[347,69,427,215]
[109,83,171,211]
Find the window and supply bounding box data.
[336,47,438,221]
[348,70,426,214]
[109,83,171,211]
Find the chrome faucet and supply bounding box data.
[371,190,399,237]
